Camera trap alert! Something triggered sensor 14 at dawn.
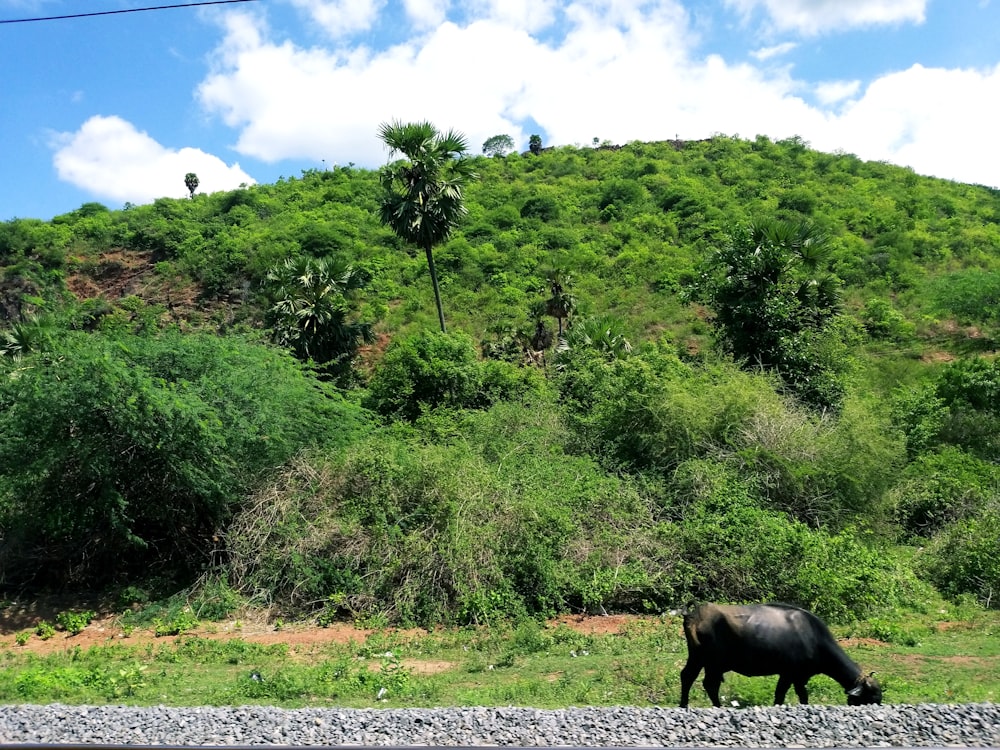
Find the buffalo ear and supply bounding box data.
[847,685,863,697]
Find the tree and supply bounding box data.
[378,120,478,333]
[542,271,576,337]
[482,134,515,158]
[264,255,375,381]
[529,134,543,155]
[688,217,847,409]
[0,315,54,360]
[184,172,199,198]
[556,315,633,363]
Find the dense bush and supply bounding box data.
[889,446,1000,539]
[0,331,368,589]
[557,346,900,529]
[687,218,851,409]
[860,297,915,341]
[226,401,679,625]
[917,502,1000,608]
[364,330,544,421]
[5,134,1000,617]
[665,459,922,622]
[931,358,1000,461]
[929,268,1000,327]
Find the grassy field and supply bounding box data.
[1,603,998,708]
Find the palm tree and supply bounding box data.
[184,172,199,198]
[543,271,577,337]
[264,256,374,378]
[0,315,53,361]
[557,315,633,360]
[378,120,478,333]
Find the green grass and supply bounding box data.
[1,610,998,708]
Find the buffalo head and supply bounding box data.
[847,672,882,705]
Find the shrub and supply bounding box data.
[860,297,915,341]
[0,331,369,589]
[519,196,560,222]
[669,466,811,606]
[227,400,676,625]
[791,529,927,622]
[929,268,1000,326]
[891,385,948,458]
[731,394,903,528]
[917,503,1000,608]
[364,331,543,421]
[689,218,851,410]
[668,459,922,622]
[55,610,95,635]
[932,358,1000,461]
[888,447,1000,539]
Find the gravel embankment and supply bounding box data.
[1,703,1000,746]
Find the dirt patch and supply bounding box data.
[402,659,455,675]
[547,614,647,636]
[890,653,996,667]
[0,614,377,656]
[0,601,652,658]
[839,637,889,648]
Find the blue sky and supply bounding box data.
[2,0,999,221]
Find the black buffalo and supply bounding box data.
[679,603,882,707]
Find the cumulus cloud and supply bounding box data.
[814,79,861,105]
[51,115,255,205]
[190,2,1000,190]
[464,0,560,32]
[197,11,547,165]
[815,63,1000,187]
[285,0,385,38]
[402,0,449,29]
[197,3,706,166]
[724,0,927,35]
[22,0,998,221]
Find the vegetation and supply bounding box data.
[2,131,1000,638]
[0,606,998,707]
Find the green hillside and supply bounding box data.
[2,134,999,626]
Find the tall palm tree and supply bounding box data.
[184,172,199,198]
[544,271,577,337]
[378,120,478,333]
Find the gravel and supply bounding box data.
[1,703,1000,747]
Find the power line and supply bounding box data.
[0,0,259,24]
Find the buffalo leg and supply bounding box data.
[703,670,723,707]
[774,675,791,705]
[793,681,809,704]
[679,658,702,708]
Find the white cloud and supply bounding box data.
[751,41,797,61]
[403,0,449,29]
[816,63,1000,187]
[814,79,861,105]
[286,0,384,38]
[193,1,1000,191]
[198,3,702,164]
[197,12,547,165]
[51,115,255,205]
[465,0,560,32]
[724,0,927,35]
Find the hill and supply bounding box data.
[1,135,999,626]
